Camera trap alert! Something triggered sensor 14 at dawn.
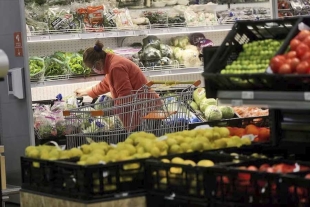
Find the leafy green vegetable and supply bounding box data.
[44,57,68,76]
[68,54,91,75]
[29,57,45,76]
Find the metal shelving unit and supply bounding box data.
[216,91,310,110]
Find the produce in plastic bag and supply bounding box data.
[142,11,167,25]
[113,8,135,29]
[29,56,45,79]
[94,94,113,110]
[182,45,202,67]
[160,44,173,58]
[171,36,189,49]
[142,36,161,50]
[44,57,69,77]
[68,53,91,75]
[48,6,80,32]
[52,110,67,136]
[34,114,58,138]
[142,46,162,61]
[25,3,49,32]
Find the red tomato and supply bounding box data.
[305,174,310,179]
[266,167,275,173]
[290,39,301,51]
[296,43,310,58]
[259,164,270,172]
[304,35,310,47]
[288,57,300,72]
[286,51,297,58]
[296,30,310,41]
[245,124,259,135]
[247,166,258,171]
[296,61,310,74]
[258,128,270,141]
[270,55,286,73]
[301,52,310,61]
[278,63,292,74]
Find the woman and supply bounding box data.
[75,40,161,132]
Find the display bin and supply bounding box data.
[189,115,269,129]
[202,18,302,98]
[21,156,72,194]
[210,159,310,206]
[145,152,243,204]
[280,171,310,206]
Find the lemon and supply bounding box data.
[81,144,92,154]
[150,147,161,158]
[197,160,214,167]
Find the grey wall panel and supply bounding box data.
[0,0,34,190]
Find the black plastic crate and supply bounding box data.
[202,18,304,97]
[49,158,147,201]
[281,171,310,206]
[211,145,293,160]
[189,116,269,129]
[145,152,241,202]
[211,159,310,206]
[205,18,299,74]
[21,156,70,194]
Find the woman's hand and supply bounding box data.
[75,88,88,97]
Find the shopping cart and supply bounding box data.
[63,80,201,149]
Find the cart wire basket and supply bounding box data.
[63,80,201,149]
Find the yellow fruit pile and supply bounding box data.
[25,127,252,166]
[25,145,83,160]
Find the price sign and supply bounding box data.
[40,35,50,40]
[241,91,254,99]
[304,92,310,101]
[231,100,243,106]
[104,32,115,37]
[163,70,171,74]
[94,33,103,38]
[70,34,79,38]
[124,31,134,36]
[140,30,149,35]
[161,29,169,33]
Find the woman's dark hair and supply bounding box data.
[83,40,106,67]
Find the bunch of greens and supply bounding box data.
[68,54,91,75]
[29,57,45,76]
[44,57,68,77]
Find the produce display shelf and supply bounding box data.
[216,90,310,110]
[26,25,232,43]
[30,67,203,88]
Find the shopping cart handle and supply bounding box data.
[146,80,201,87]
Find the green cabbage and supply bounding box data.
[219,106,235,119]
[204,105,222,121]
[199,98,217,112]
[193,87,206,105]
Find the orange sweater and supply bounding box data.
[86,53,161,131]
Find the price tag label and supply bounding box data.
[231,100,243,106]
[104,32,115,37]
[161,29,169,33]
[304,92,310,101]
[124,31,134,36]
[40,35,50,40]
[140,30,149,35]
[70,34,79,38]
[163,70,171,74]
[241,91,254,99]
[94,33,103,38]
